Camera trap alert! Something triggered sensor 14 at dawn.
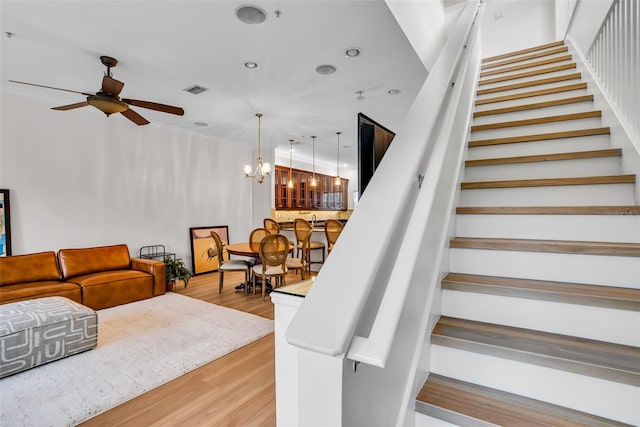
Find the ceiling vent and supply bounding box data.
[183,84,208,95]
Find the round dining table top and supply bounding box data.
[225,242,260,257]
[226,241,295,257]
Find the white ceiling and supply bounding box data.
[0,0,428,176]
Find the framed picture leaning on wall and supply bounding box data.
[1,189,12,256]
[189,225,229,275]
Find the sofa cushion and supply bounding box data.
[0,251,62,286]
[58,244,131,279]
[0,281,82,305]
[69,270,154,310]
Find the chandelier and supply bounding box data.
[334,131,342,186]
[287,139,295,188]
[310,135,318,187]
[243,113,272,183]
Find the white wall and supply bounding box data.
[0,91,271,268]
[385,0,447,73]
[480,0,557,58]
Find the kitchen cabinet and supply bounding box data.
[275,165,348,210]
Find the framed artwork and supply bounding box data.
[1,189,11,257]
[189,225,229,275]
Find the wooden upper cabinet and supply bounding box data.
[274,165,348,210]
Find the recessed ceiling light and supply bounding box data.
[315,64,337,75]
[244,61,258,69]
[388,89,401,95]
[345,47,361,58]
[236,5,267,24]
[194,121,208,127]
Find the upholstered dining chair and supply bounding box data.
[324,219,344,254]
[286,229,312,280]
[294,218,325,265]
[252,234,289,301]
[263,218,280,234]
[210,230,250,293]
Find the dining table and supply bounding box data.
[225,241,295,291]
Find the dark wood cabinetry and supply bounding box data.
[275,165,348,210]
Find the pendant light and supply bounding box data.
[310,135,318,187]
[334,132,342,186]
[243,113,272,183]
[287,139,295,188]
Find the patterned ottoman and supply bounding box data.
[0,296,97,378]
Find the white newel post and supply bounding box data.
[272,290,345,426]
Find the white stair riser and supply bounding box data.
[466,135,611,159]
[478,70,580,92]
[464,156,621,181]
[471,101,595,125]
[459,183,635,206]
[414,411,458,427]
[455,213,640,242]
[470,117,603,140]
[441,290,640,346]
[475,88,588,110]
[449,248,640,288]
[430,346,640,425]
[480,59,575,81]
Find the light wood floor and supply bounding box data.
[81,269,312,426]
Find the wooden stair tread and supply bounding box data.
[449,237,640,257]
[456,206,640,215]
[471,110,601,131]
[417,374,632,427]
[482,41,565,63]
[433,316,640,385]
[476,83,587,106]
[481,46,569,70]
[474,95,593,117]
[469,127,610,147]
[465,149,621,167]
[479,63,577,86]
[442,273,640,311]
[480,55,573,78]
[462,174,635,189]
[477,72,581,95]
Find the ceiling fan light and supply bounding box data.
[87,96,128,115]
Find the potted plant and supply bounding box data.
[164,256,192,291]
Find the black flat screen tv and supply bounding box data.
[357,113,396,198]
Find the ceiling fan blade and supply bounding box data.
[122,98,184,116]
[52,101,89,111]
[121,108,150,126]
[101,76,124,96]
[9,80,94,96]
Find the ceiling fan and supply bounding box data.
[9,55,184,125]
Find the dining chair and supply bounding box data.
[294,218,325,265]
[210,230,250,293]
[324,219,344,254]
[252,234,289,301]
[286,229,312,280]
[263,218,280,234]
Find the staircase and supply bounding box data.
[416,41,640,426]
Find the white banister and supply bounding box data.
[585,0,640,147]
[286,0,482,363]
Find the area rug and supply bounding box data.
[0,293,273,427]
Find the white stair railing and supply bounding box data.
[585,0,640,145]
[284,1,483,425]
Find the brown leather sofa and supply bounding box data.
[0,244,166,310]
